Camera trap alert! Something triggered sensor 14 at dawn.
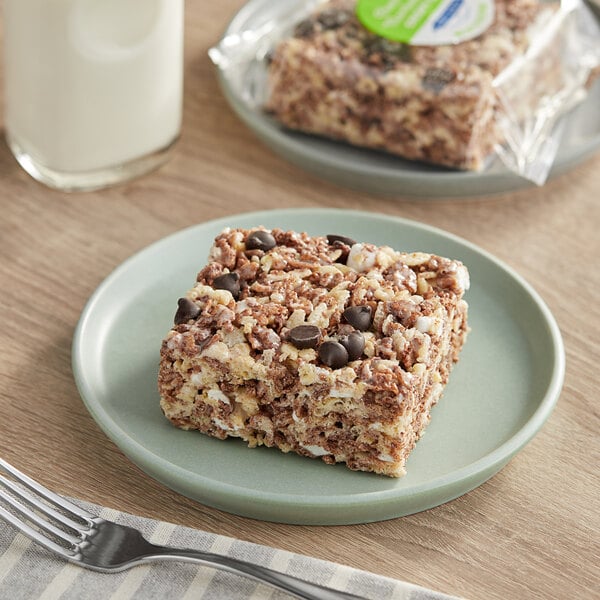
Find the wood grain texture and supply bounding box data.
[0,3,599,599]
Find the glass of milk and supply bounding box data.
[3,0,184,191]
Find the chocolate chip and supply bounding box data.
[318,341,349,369]
[288,325,321,349]
[327,234,356,264]
[317,8,351,30]
[365,37,412,65]
[174,297,200,325]
[212,272,240,299]
[294,18,315,38]
[246,230,276,252]
[343,306,372,331]
[339,331,365,361]
[422,68,455,94]
[327,234,356,247]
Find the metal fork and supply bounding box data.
[0,459,364,600]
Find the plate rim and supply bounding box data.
[72,208,565,519]
[214,0,600,197]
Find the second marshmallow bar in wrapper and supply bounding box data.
[211,0,600,185]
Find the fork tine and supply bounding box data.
[0,458,93,522]
[0,503,75,559]
[0,481,82,547]
[0,476,82,549]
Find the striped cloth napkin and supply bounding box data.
[0,499,460,600]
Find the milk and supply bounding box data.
[3,0,183,189]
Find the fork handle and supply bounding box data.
[149,548,366,599]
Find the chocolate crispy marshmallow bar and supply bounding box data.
[266,0,552,170]
[158,228,469,477]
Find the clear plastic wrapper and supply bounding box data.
[210,0,600,185]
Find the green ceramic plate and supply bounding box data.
[72,209,564,525]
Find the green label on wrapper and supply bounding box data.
[356,0,495,45]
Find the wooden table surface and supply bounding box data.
[1,3,599,599]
